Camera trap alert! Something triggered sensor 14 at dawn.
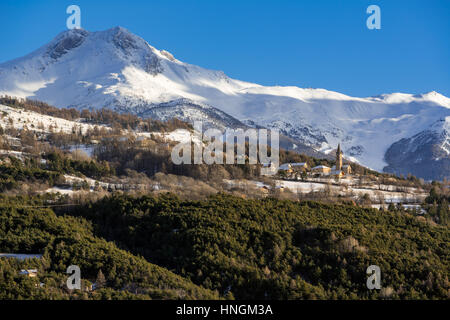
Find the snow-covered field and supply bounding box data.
[274,180,427,203]
[44,186,78,195]
[137,128,197,144]
[0,149,25,159]
[0,104,108,134]
[224,179,427,204]
[0,103,194,145]
[370,204,427,214]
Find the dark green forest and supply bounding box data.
[0,195,218,300]
[1,193,448,300]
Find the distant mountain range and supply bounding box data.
[0,27,449,180]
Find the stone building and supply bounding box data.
[331,143,352,177]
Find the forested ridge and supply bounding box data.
[71,194,448,299]
[1,193,446,300]
[0,195,218,300]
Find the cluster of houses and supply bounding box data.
[263,144,352,179]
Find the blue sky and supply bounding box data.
[0,0,448,97]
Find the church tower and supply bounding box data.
[336,143,343,171]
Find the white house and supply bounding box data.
[311,165,331,175]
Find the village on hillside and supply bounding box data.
[252,143,434,211]
[275,144,352,180]
[0,100,441,214]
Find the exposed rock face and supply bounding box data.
[47,29,88,59]
[111,27,163,75]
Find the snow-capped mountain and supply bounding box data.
[0,27,449,179]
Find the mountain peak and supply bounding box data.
[420,91,450,108]
[47,28,90,59]
[102,26,139,42]
[108,26,145,51]
[109,25,130,33]
[45,27,154,60]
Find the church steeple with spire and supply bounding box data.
[336,143,343,171]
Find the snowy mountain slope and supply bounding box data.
[131,98,248,131]
[384,117,450,180]
[0,27,253,111]
[0,27,449,178]
[134,98,325,158]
